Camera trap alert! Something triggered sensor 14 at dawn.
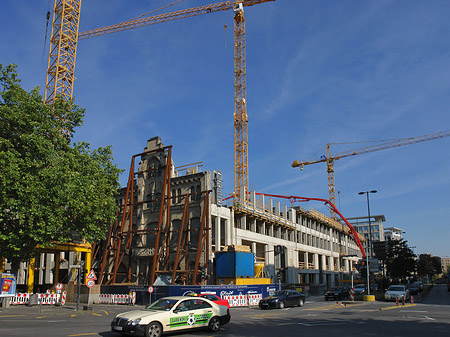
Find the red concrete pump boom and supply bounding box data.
[253,192,366,259]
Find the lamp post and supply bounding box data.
[359,190,377,296]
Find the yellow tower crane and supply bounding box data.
[292,130,450,218]
[44,0,274,200]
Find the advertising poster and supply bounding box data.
[0,273,16,297]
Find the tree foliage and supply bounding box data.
[0,64,123,268]
[384,239,416,281]
[417,254,441,277]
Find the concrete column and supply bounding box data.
[282,204,288,219]
[215,216,221,251]
[241,215,247,230]
[252,242,257,254]
[226,215,233,245]
[45,253,53,284]
[275,202,281,216]
[268,198,273,213]
[249,190,256,204]
[251,218,257,232]
[259,194,265,209]
[314,254,319,270]
[39,253,45,284]
[329,256,334,272]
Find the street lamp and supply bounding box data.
[358,190,377,296]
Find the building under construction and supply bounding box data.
[94,136,364,289]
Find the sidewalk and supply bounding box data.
[0,302,132,315]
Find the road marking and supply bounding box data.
[400,310,428,313]
[92,313,102,316]
[0,314,26,318]
[103,310,109,315]
[68,334,97,336]
[424,316,436,321]
[379,304,416,311]
[297,319,365,326]
[35,316,46,319]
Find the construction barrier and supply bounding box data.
[223,294,247,307]
[61,291,67,306]
[98,293,135,305]
[411,296,414,304]
[350,287,354,301]
[246,293,263,306]
[10,293,60,305]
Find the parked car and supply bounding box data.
[258,290,305,309]
[384,285,410,301]
[414,281,424,291]
[324,286,349,301]
[111,296,230,337]
[353,284,366,295]
[197,293,230,309]
[407,283,420,295]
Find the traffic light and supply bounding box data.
[276,269,284,282]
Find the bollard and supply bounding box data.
[350,287,354,302]
[411,296,414,304]
[402,296,405,305]
[395,296,399,306]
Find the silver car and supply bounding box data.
[384,285,410,301]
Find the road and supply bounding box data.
[421,283,450,305]
[1,287,450,337]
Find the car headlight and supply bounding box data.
[127,318,142,326]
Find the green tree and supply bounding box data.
[417,254,441,278]
[0,64,123,272]
[385,239,416,282]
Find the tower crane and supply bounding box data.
[292,130,450,218]
[44,0,274,199]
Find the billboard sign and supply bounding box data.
[0,273,16,298]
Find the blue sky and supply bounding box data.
[2,0,450,257]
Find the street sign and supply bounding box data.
[148,286,154,293]
[56,283,63,290]
[86,279,95,288]
[86,269,97,280]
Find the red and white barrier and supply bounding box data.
[97,293,134,305]
[247,293,262,306]
[350,287,354,301]
[10,293,60,305]
[10,293,30,305]
[61,291,67,306]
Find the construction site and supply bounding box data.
[2,0,450,305]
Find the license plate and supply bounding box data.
[114,326,123,331]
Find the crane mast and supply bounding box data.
[292,130,450,218]
[44,0,81,106]
[233,3,248,201]
[44,0,274,198]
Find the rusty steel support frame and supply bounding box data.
[93,145,212,285]
[149,147,173,285]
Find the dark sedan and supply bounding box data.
[258,290,305,309]
[324,286,349,301]
[407,283,420,295]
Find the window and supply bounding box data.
[193,299,212,309]
[175,300,194,312]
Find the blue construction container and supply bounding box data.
[215,251,255,277]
